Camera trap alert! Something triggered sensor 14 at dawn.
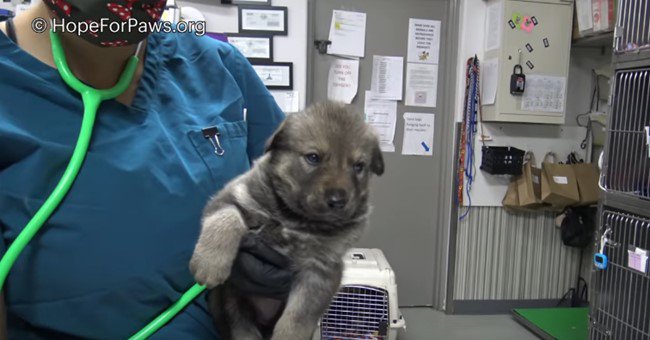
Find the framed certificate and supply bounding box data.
[251,62,293,90]
[238,6,288,36]
[226,34,273,61]
[221,0,271,5]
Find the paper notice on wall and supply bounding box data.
[521,75,567,113]
[327,58,359,104]
[405,63,438,108]
[485,1,503,52]
[402,112,434,156]
[576,0,594,31]
[327,10,367,58]
[407,19,441,64]
[481,58,499,105]
[271,91,300,113]
[370,56,404,101]
[364,91,397,152]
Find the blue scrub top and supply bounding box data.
[0,28,285,339]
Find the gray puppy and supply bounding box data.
[189,101,384,340]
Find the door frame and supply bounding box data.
[304,0,463,310]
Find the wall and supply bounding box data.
[178,0,309,111]
[451,0,611,303]
[454,208,583,300]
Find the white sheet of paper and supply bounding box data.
[227,36,271,60]
[402,112,434,156]
[481,58,499,105]
[592,0,604,32]
[241,8,286,32]
[370,56,404,101]
[327,10,367,58]
[521,75,567,113]
[407,19,441,64]
[14,4,31,16]
[628,248,648,273]
[485,1,503,52]
[327,58,360,104]
[405,63,438,108]
[364,91,397,152]
[575,0,594,31]
[270,91,300,113]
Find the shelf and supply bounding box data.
[572,30,614,49]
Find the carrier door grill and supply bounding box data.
[321,285,389,340]
[590,211,650,340]
[603,69,650,199]
[616,0,650,53]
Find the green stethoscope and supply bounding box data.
[0,29,206,339]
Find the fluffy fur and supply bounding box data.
[189,102,384,340]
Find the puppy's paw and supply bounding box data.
[189,253,233,289]
[190,205,247,288]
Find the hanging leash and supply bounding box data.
[458,56,483,220]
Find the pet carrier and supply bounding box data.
[313,248,406,340]
[590,210,650,339]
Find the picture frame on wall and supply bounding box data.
[221,0,271,5]
[238,6,288,36]
[251,62,293,90]
[225,33,274,62]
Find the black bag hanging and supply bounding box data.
[560,207,597,249]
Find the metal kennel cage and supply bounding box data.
[313,248,405,340]
[591,2,650,338]
[590,210,650,339]
[614,0,650,54]
[601,68,650,200]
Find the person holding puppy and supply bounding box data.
[0,1,293,338]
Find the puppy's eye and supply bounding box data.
[305,153,321,165]
[353,162,365,174]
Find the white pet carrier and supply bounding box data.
[313,248,406,340]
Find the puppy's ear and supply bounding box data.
[264,119,289,153]
[370,140,385,176]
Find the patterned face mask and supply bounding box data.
[44,0,167,47]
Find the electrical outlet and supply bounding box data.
[590,111,608,147]
[589,111,608,126]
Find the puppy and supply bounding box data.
[189,101,384,340]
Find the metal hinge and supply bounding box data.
[613,26,623,51]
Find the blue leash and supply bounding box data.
[459,57,481,221]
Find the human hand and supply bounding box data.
[228,233,294,298]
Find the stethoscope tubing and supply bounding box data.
[0,29,205,340]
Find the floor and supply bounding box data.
[395,307,539,340]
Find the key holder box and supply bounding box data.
[482,0,573,124]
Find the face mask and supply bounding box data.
[44,0,167,47]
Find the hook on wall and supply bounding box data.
[314,40,332,54]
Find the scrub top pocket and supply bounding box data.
[187,120,250,191]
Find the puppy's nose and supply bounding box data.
[326,189,349,210]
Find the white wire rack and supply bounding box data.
[601,69,650,199]
[615,0,650,53]
[590,210,650,340]
[320,285,390,340]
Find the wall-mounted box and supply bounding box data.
[482,0,573,124]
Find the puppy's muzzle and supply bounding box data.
[325,188,349,210]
